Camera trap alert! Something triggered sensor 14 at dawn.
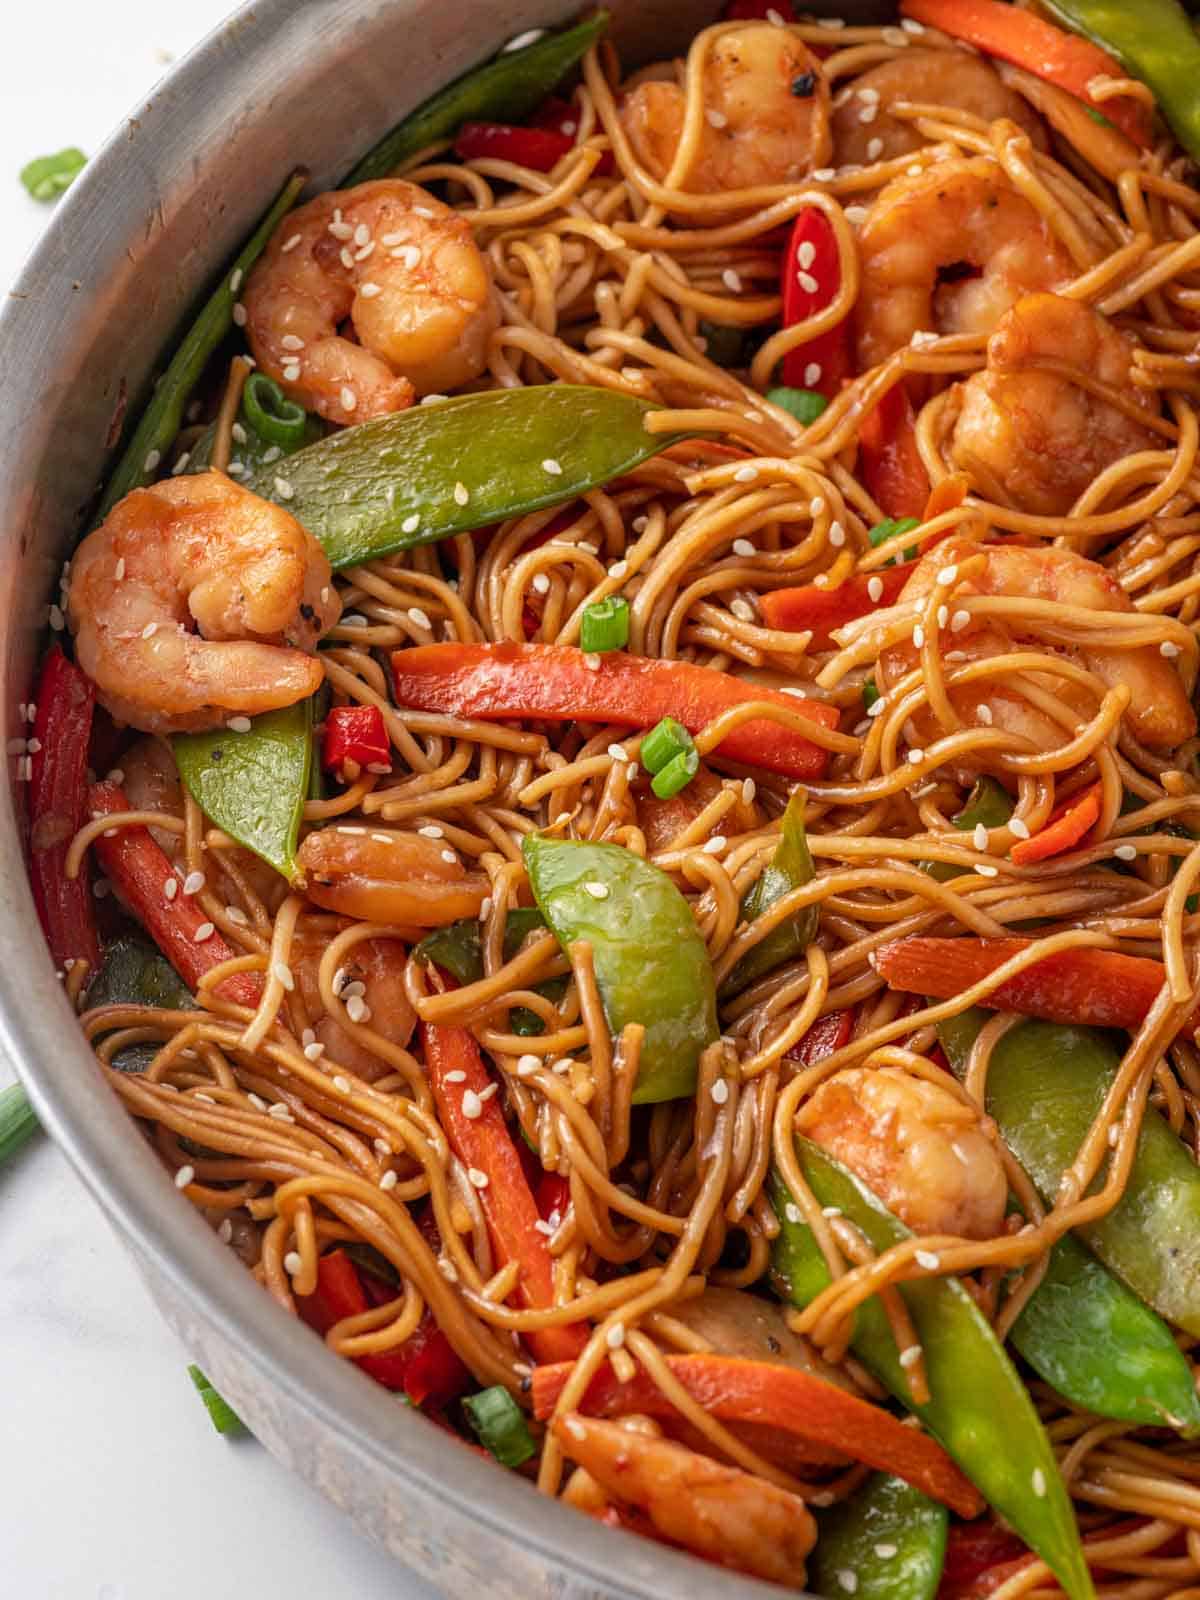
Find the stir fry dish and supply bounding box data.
[29,2,1200,1593]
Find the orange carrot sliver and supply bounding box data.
[1010,782,1102,866]
[760,565,911,646]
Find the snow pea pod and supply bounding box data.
[413,908,565,1034]
[811,1473,947,1600]
[770,1143,1093,1600]
[1042,0,1200,164]
[523,835,718,1103]
[251,386,693,571]
[924,777,1013,883]
[938,1008,1200,1339]
[95,169,307,521]
[173,700,312,880]
[721,791,817,997]
[85,934,196,1073]
[345,13,609,184]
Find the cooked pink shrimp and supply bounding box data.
[832,50,1046,170]
[797,1067,1008,1240]
[243,179,497,426]
[297,826,489,926]
[950,293,1160,515]
[855,156,1075,370]
[67,472,339,735]
[554,1413,817,1586]
[877,534,1197,754]
[292,931,416,1083]
[622,25,832,195]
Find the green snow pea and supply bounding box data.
[938,1009,1200,1339]
[924,777,1013,883]
[173,700,312,880]
[770,1143,1093,1600]
[250,386,692,572]
[523,835,718,1103]
[413,907,566,1034]
[84,934,195,1073]
[721,791,817,997]
[1043,0,1200,164]
[345,13,609,184]
[95,169,307,521]
[811,1474,947,1600]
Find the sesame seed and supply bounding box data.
[373,1138,391,1156]
[340,386,357,412]
[804,362,823,387]
[901,15,924,31]
[812,167,836,182]
[977,864,999,878]
[605,743,626,762]
[48,605,64,631]
[395,245,421,270]
[281,232,302,253]
[798,270,819,294]
[722,268,742,293]
[192,922,215,943]
[248,1094,267,1111]
[458,1087,484,1121]
[741,778,756,805]
[532,573,550,595]
[534,1219,554,1236]
[418,823,444,839]
[874,1543,898,1559]
[114,558,126,581]
[379,1169,398,1192]
[272,960,295,991]
[937,605,949,629]
[584,881,609,899]
[605,1322,626,1350]
[141,621,158,640]
[907,748,924,765]
[711,1079,730,1104]
[440,850,458,867]
[910,329,939,351]
[268,1103,293,1122]
[822,1206,842,1219]
[829,520,846,548]
[503,27,545,51]
[1010,818,1031,840]
[609,559,629,579]
[284,1251,303,1275]
[837,1572,858,1594]
[913,624,925,648]
[274,476,294,500]
[1161,640,1181,658]
[467,1167,489,1189]
[730,597,756,622]
[331,1075,352,1095]
[706,108,728,129]
[280,334,305,352]
[232,303,247,327]
[810,496,826,518]
[796,240,817,270]
[973,823,988,851]
[517,1054,540,1078]
[733,538,756,557]
[163,878,178,901]
[582,653,601,671]
[542,457,564,476]
[453,481,470,507]
[899,1345,922,1369]
[867,576,884,603]
[734,465,759,483]
[813,574,829,588]
[281,362,301,383]
[1032,1468,1047,1498]
[353,222,371,247]
[174,1164,195,1189]
[916,1249,940,1270]
[1114,843,1137,861]
[354,241,376,262]
[218,1218,234,1242]
[347,994,372,1024]
[950,609,971,632]
[845,205,869,226]
[409,606,432,629]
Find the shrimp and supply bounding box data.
[949,293,1160,516]
[796,1067,1008,1240]
[553,1413,817,1587]
[243,179,497,426]
[621,25,832,196]
[876,533,1197,753]
[67,472,339,736]
[638,764,761,855]
[297,825,489,926]
[832,50,1046,170]
[291,930,416,1082]
[855,156,1075,371]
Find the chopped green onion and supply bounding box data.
[766,386,828,426]
[0,1082,39,1167]
[640,716,695,776]
[242,372,309,451]
[651,745,700,799]
[868,515,921,564]
[462,1385,536,1467]
[862,677,880,711]
[20,147,86,202]
[580,595,630,654]
[187,1366,248,1437]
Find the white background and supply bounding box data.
[0,4,437,1595]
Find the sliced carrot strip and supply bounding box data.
[1010,782,1102,866]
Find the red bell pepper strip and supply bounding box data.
[872,935,1189,1035]
[296,1247,470,1406]
[900,0,1152,150]
[526,96,576,134]
[938,1523,1029,1599]
[859,385,931,522]
[28,648,101,977]
[531,1352,982,1516]
[787,1006,854,1066]
[760,565,912,647]
[322,704,391,777]
[780,208,852,398]
[453,122,614,176]
[1009,782,1101,867]
[422,1020,588,1364]
[87,782,262,1010]
[391,642,841,781]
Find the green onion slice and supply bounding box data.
[640,716,695,776]
[20,147,86,202]
[766,385,828,425]
[187,1366,248,1437]
[579,595,630,654]
[462,1385,536,1468]
[651,745,700,800]
[242,372,309,451]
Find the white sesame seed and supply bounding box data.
[798,270,819,295]
[453,481,470,507]
[163,878,179,901]
[280,334,305,352]
[174,1164,195,1189]
[609,559,628,579]
[804,362,823,387]
[711,1079,730,1105]
[408,606,432,629]
[706,108,728,128]
[439,850,458,868]
[542,457,564,476]
[732,538,756,557]
[268,1103,293,1122]
[973,823,989,851]
[810,496,826,518]
[866,575,885,603]
[829,520,846,548]
[248,1094,268,1111]
[272,960,295,991]
[192,921,215,943]
[584,880,609,899]
[330,1075,352,1095]
[845,205,869,226]
[274,476,294,500]
[1161,640,1181,658]
[937,565,959,587]
[867,137,884,162]
[702,835,728,856]
[528,572,550,597]
[1010,818,1031,840]
[182,871,205,896]
[742,778,756,804]
[813,574,829,588]
[517,1054,540,1078]
[281,362,301,383]
[975,703,993,728]
[796,240,817,271]
[354,241,376,262]
[418,823,444,840]
[218,1218,234,1243]
[916,1249,940,1270]
[812,167,836,182]
[722,268,742,293]
[734,465,759,483]
[141,621,158,640]
[837,1571,858,1595]
[627,762,639,782]
[1032,1468,1047,1498]
[231,302,247,327]
[913,624,925,649]
[461,1089,483,1120]
[395,244,421,270]
[602,1321,627,1351]
[976,864,999,878]
[901,15,924,31]
[373,1138,391,1156]
[874,1543,898,1559]
[1114,843,1137,862]
[582,652,601,671]
[784,1202,802,1224]
[908,748,924,765]
[284,1251,303,1275]
[281,232,302,253]
[899,1345,922,1369]
[378,1169,398,1192]
[346,994,371,1024]
[340,385,357,412]
[468,1167,489,1190]
[730,597,756,622]
[950,609,971,632]
[503,26,545,50]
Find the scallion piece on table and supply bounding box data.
[0,1082,39,1167]
[187,1366,248,1437]
[766,385,828,426]
[579,595,630,654]
[651,745,700,799]
[462,1385,537,1468]
[242,372,309,451]
[20,147,86,202]
[640,716,695,777]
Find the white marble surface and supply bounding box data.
[1,5,438,1595]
